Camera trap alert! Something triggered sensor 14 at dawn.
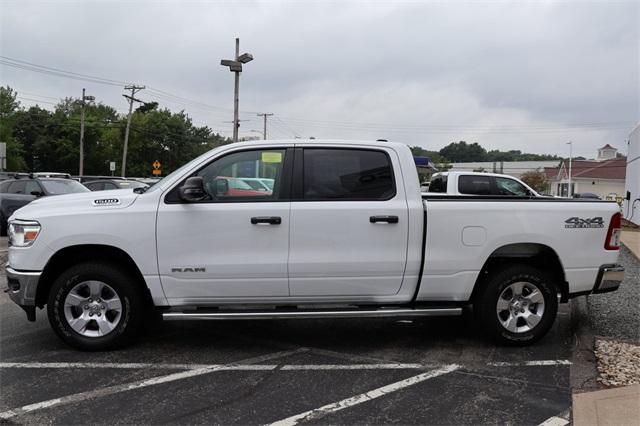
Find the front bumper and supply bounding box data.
[592,264,625,294]
[5,265,41,321]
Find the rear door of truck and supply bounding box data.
[288,144,410,297]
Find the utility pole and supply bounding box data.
[121,84,145,177]
[566,141,573,197]
[221,38,253,142]
[257,113,273,140]
[79,88,94,177]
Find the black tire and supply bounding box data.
[474,264,558,346]
[47,262,144,351]
[0,213,7,237]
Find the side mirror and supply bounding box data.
[214,178,229,197]
[30,191,44,197]
[178,176,207,202]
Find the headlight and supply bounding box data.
[8,220,41,247]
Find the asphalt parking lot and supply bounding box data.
[0,238,573,425]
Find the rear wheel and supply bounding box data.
[47,262,144,351]
[475,264,558,346]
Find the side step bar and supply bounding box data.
[163,307,462,320]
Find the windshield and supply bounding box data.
[40,179,90,195]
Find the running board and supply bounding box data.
[162,307,462,320]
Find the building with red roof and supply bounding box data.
[544,146,626,199]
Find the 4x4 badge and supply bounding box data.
[564,217,604,229]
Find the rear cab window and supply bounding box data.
[428,175,448,193]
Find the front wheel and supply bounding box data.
[47,262,144,351]
[475,264,558,346]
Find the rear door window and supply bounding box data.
[458,175,492,195]
[302,148,395,201]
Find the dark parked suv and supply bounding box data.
[0,175,89,235]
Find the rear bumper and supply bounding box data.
[592,264,625,294]
[5,265,41,321]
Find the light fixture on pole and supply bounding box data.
[221,38,253,143]
[566,141,573,197]
[79,88,95,177]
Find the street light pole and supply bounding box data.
[233,38,240,143]
[566,141,573,197]
[79,88,94,177]
[221,38,253,143]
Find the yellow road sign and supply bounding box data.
[153,160,161,170]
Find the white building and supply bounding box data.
[624,125,640,224]
[544,145,626,199]
[597,144,618,161]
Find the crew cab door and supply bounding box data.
[288,146,409,297]
[156,146,293,301]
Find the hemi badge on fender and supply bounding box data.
[93,198,120,206]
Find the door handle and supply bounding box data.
[369,215,399,224]
[251,216,282,225]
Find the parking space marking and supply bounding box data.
[538,409,571,426]
[0,348,303,420]
[267,364,460,426]
[487,360,571,367]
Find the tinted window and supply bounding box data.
[458,175,492,195]
[303,149,394,200]
[495,177,529,196]
[429,175,447,193]
[104,182,119,190]
[169,149,285,202]
[86,182,105,191]
[7,181,26,194]
[40,180,90,194]
[0,181,10,193]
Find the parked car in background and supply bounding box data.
[428,171,540,197]
[0,175,89,235]
[83,178,149,193]
[573,192,602,200]
[238,177,274,192]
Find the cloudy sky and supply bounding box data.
[1,0,638,157]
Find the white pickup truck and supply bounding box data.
[5,140,624,350]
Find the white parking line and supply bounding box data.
[538,409,571,426]
[487,360,572,367]
[267,364,460,426]
[0,348,302,420]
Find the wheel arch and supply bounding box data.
[36,244,153,308]
[470,243,568,303]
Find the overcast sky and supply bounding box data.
[1,0,638,157]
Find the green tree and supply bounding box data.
[520,170,549,193]
[0,86,28,171]
[439,141,487,162]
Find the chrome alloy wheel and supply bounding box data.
[64,281,123,337]
[496,281,545,333]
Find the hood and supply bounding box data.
[10,189,139,221]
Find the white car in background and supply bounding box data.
[427,171,540,197]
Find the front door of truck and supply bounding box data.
[156,146,293,302]
[288,146,409,297]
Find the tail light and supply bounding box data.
[604,212,621,250]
